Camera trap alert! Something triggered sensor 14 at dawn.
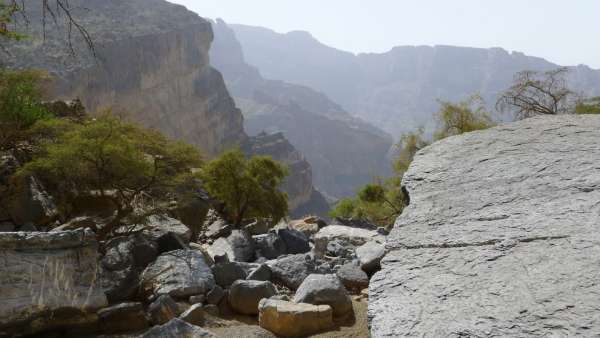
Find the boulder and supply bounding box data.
[189,295,205,305]
[293,274,353,317]
[0,229,107,337]
[336,263,369,292]
[170,188,211,240]
[97,302,149,334]
[140,250,215,299]
[258,299,334,338]
[355,241,385,274]
[267,254,319,290]
[206,285,225,305]
[145,215,192,253]
[179,303,204,326]
[137,318,218,338]
[325,238,356,259]
[370,116,600,337]
[229,280,278,315]
[207,229,255,262]
[203,209,232,240]
[148,294,180,325]
[254,232,287,259]
[101,233,159,302]
[277,228,310,254]
[5,175,58,227]
[247,263,272,281]
[244,218,270,236]
[314,225,384,258]
[288,216,326,238]
[212,261,248,288]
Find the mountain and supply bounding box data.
[230,24,600,138]
[3,0,326,215]
[211,20,393,198]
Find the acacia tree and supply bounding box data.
[21,114,203,240]
[201,149,289,226]
[434,95,494,140]
[496,67,577,120]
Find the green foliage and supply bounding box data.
[0,69,52,150]
[434,95,495,141]
[21,113,203,239]
[393,128,429,175]
[201,149,289,226]
[0,1,25,41]
[575,97,600,115]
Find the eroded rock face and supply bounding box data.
[0,229,107,336]
[370,116,600,337]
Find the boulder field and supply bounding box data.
[370,115,600,337]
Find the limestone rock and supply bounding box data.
[5,175,58,227]
[140,250,215,299]
[148,295,180,325]
[293,274,353,317]
[267,254,321,290]
[206,286,225,305]
[145,215,192,253]
[207,229,255,262]
[288,216,326,238]
[137,318,218,338]
[203,209,232,240]
[97,302,149,334]
[355,241,385,274]
[258,299,334,338]
[247,263,272,281]
[0,229,107,337]
[229,280,278,315]
[314,225,384,258]
[370,116,600,337]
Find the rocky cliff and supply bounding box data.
[231,24,600,138]
[4,0,245,156]
[369,115,600,337]
[212,20,393,198]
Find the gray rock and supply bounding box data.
[207,229,255,262]
[326,238,355,259]
[5,175,58,227]
[370,116,600,337]
[189,295,205,305]
[254,232,287,259]
[258,299,334,338]
[140,250,215,299]
[244,218,270,236]
[0,229,107,337]
[277,228,310,254]
[355,241,386,274]
[267,254,318,290]
[229,280,278,315]
[203,304,219,316]
[145,215,192,253]
[148,294,180,325]
[206,285,225,305]
[247,263,272,281]
[179,303,204,326]
[203,209,232,239]
[212,261,248,288]
[314,225,384,258]
[336,263,369,292]
[293,274,353,317]
[137,318,218,338]
[97,302,149,334]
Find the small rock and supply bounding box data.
[148,294,180,325]
[212,261,248,288]
[277,228,310,254]
[258,299,334,338]
[136,318,218,338]
[207,229,255,262]
[247,264,272,281]
[336,263,369,292]
[97,302,148,334]
[229,280,278,315]
[293,274,353,317]
[206,285,225,305]
[179,303,204,326]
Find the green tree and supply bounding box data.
[434,95,494,140]
[575,97,600,114]
[201,149,289,226]
[21,113,203,240]
[394,128,429,175]
[0,69,52,150]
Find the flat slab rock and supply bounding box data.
[369,116,600,337]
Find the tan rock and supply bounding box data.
[258,299,334,338]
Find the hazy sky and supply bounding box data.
[169,1,599,69]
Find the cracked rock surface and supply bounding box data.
[369,116,600,337]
